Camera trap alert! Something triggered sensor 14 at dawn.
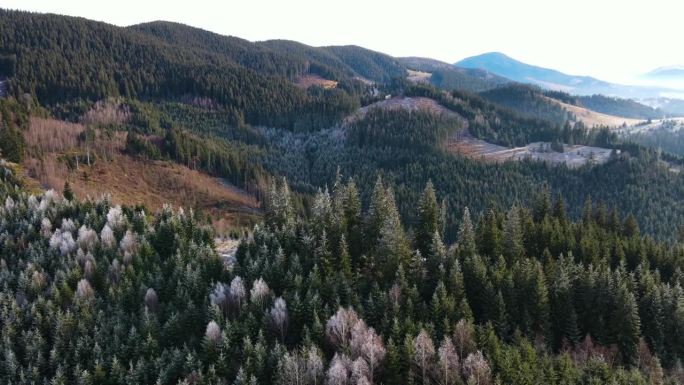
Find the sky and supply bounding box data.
[3,0,682,84]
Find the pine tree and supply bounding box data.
[457,207,476,258]
[343,178,363,260]
[479,208,502,258]
[611,282,641,366]
[416,181,440,258]
[503,206,524,262]
[534,185,552,222]
[62,180,74,201]
[365,176,389,252]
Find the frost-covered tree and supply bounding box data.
[413,329,435,385]
[230,276,247,311]
[250,278,271,306]
[457,207,476,257]
[326,354,351,385]
[76,279,94,300]
[205,321,221,345]
[271,297,289,341]
[327,307,361,351]
[462,351,491,385]
[106,205,126,229]
[100,224,115,248]
[77,225,98,250]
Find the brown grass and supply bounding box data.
[545,97,642,128]
[80,98,131,126]
[22,117,260,233]
[295,74,338,89]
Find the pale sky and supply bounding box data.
[3,0,682,84]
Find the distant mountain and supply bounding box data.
[456,52,681,99]
[640,66,684,90]
[644,66,684,79]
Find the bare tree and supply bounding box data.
[271,297,289,342]
[326,354,351,385]
[210,282,230,315]
[436,337,459,385]
[278,351,307,385]
[462,351,491,385]
[277,347,324,385]
[413,329,435,385]
[453,320,476,360]
[229,276,246,311]
[306,347,324,385]
[326,307,361,351]
[351,357,370,385]
[144,288,158,312]
[354,327,385,385]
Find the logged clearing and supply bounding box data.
[448,132,616,168]
[545,96,642,128]
[294,74,338,89]
[406,69,432,84]
[347,96,465,124]
[22,117,260,232]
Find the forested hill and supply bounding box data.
[0,10,359,131]
[129,21,406,83]
[3,8,684,244]
[2,160,684,384]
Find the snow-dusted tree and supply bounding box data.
[462,351,491,385]
[457,207,476,257]
[60,218,76,233]
[76,279,94,300]
[326,354,351,385]
[120,230,136,256]
[312,187,332,232]
[49,229,76,256]
[413,329,435,385]
[4,196,14,212]
[230,276,247,311]
[205,321,221,345]
[83,259,95,279]
[77,225,98,250]
[503,206,524,261]
[106,205,126,229]
[145,288,158,312]
[40,218,52,238]
[326,307,361,351]
[250,277,270,306]
[436,337,459,385]
[271,297,289,341]
[100,225,115,248]
[210,282,229,314]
